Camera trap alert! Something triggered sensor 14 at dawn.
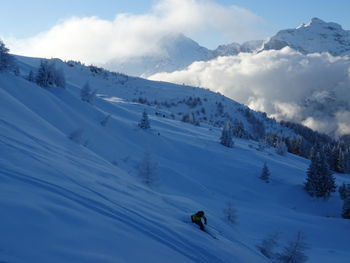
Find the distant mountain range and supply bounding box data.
[103,34,263,77]
[103,18,350,77]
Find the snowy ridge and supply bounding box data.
[262,18,350,56]
[0,56,349,263]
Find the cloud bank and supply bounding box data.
[7,0,264,64]
[149,48,350,136]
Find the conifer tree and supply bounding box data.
[304,152,336,198]
[260,162,270,183]
[220,121,234,148]
[35,60,65,88]
[338,183,350,200]
[0,40,14,71]
[138,110,151,129]
[342,197,350,219]
[27,70,35,82]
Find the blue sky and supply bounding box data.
[2,0,350,45]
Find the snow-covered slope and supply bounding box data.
[262,18,350,55]
[1,57,349,263]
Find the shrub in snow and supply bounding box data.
[138,110,150,129]
[257,140,267,151]
[277,232,308,263]
[35,60,66,88]
[0,40,14,71]
[13,66,20,76]
[68,129,84,144]
[223,200,237,224]
[304,152,336,198]
[220,121,234,148]
[181,112,200,126]
[138,152,158,186]
[260,163,270,183]
[256,232,279,259]
[276,140,288,155]
[100,114,111,127]
[80,82,96,104]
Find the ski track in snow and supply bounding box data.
[0,167,225,263]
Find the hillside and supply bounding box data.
[0,56,349,263]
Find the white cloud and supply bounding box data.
[7,0,264,64]
[149,47,350,136]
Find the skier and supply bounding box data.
[191,211,207,231]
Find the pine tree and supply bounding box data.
[138,110,150,129]
[277,232,308,263]
[0,40,14,71]
[35,60,65,88]
[220,121,234,148]
[338,183,350,200]
[27,70,35,82]
[304,152,336,198]
[342,197,350,219]
[260,162,270,183]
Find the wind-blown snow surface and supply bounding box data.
[1,58,349,263]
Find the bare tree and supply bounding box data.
[223,200,237,224]
[277,232,308,263]
[220,121,234,148]
[257,232,280,259]
[138,151,158,186]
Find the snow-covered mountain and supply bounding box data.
[1,54,349,263]
[103,18,350,77]
[262,17,350,55]
[104,34,213,77]
[213,40,264,57]
[103,34,263,77]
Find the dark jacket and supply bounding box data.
[191,212,207,224]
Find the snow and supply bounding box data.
[1,56,349,263]
[262,18,350,56]
[102,33,263,77]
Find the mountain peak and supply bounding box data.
[310,17,325,25]
[262,18,350,56]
